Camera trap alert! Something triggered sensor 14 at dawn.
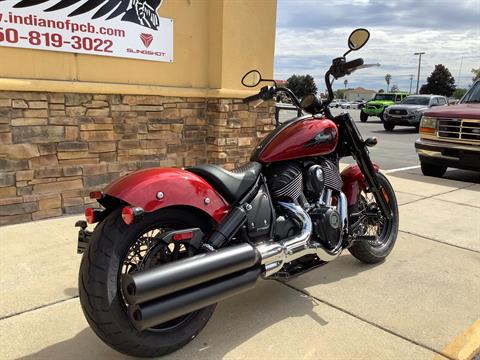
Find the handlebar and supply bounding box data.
[344,58,364,71]
[242,56,369,117]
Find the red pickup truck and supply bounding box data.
[415,80,480,177]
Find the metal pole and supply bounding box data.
[414,52,425,94]
[409,75,414,94]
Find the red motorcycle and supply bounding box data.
[76,28,398,357]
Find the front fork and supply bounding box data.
[341,113,393,219]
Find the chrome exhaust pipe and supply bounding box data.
[129,268,261,331]
[256,201,342,277]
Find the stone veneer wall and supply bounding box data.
[0,92,275,226]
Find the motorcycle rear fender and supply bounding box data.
[102,168,230,223]
[341,163,379,206]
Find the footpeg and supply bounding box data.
[76,220,92,254]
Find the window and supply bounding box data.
[395,95,402,102]
[374,94,396,101]
[438,97,446,105]
[431,98,440,106]
[460,81,480,103]
[403,96,429,105]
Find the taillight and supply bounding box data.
[122,206,144,225]
[89,191,103,199]
[172,231,194,241]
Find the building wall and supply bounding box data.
[0,0,277,92]
[0,0,278,225]
[0,91,275,225]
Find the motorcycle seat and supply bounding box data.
[188,162,262,203]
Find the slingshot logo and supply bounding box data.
[140,33,153,48]
[5,0,164,30]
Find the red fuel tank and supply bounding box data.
[251,116,339,163]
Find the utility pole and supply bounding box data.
[414,52,425,94]
[458,56,464,88]
[409,74,414,94]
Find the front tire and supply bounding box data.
[420,161,447,177]
[383,122,395,131]
[360,111,368,122]
[79,208,216,358]
[348,173,399,264]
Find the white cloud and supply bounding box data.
[275,0,480,91]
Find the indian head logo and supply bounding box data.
[5,0,164,30]
[140,33,153,48]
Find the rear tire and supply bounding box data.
[420,161,447,177]
[79,208,216,358]
[348,173,399,264]
[360,111,368,122]
[383,123,395,131]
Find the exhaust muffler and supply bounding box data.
[129,268,261,331]
[123,243,259,305]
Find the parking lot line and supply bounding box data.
[433,319,480,360]
[384,165,421,174]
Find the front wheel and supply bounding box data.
[348,173,399,264]
[420,161,447,177]
[383,122,395,131]
[360,111,368,122]
[79,208,216,358]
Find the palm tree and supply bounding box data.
[344,79,348,89]
[385,74,392,92]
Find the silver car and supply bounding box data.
[383,95,448,131]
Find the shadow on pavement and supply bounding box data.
[371,128,418,135]
[17,256,376,360]
[391,167,480,185]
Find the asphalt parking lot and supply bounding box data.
[1,108,479,359]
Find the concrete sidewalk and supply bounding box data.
[1,171,479,359]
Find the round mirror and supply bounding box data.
[348,28,370,51]
[241,70,262,87]
[300,94,316,108]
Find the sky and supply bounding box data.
[274,0,480,93]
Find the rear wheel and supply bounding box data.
[79,208,216,358]
[360,111,368,122]
[420,161,447,177]
[348,173,399,264]
[383,122,395,131]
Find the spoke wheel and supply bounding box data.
[78,208,216,358]
[348,172,399,264]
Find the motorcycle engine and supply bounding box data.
[267,159,344,250]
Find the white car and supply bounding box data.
[329,99,348,108]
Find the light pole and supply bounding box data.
[409,74,414,94]
[414,52,425,94]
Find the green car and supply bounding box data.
[360,92,409,122]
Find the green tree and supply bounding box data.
[390,84,399,92]
[385,74,392,92]
[453,88,468,99]
[334,88,353,99]
[378,89,385,93]
[344,79,348,89]
[286,74,318,99]
[472,68,480,83]
[419,64,456,97]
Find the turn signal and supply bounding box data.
[85,207,102,224]
[419,127,435,135]
[122,206,144,225]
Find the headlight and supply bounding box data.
[419,116,436,135]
